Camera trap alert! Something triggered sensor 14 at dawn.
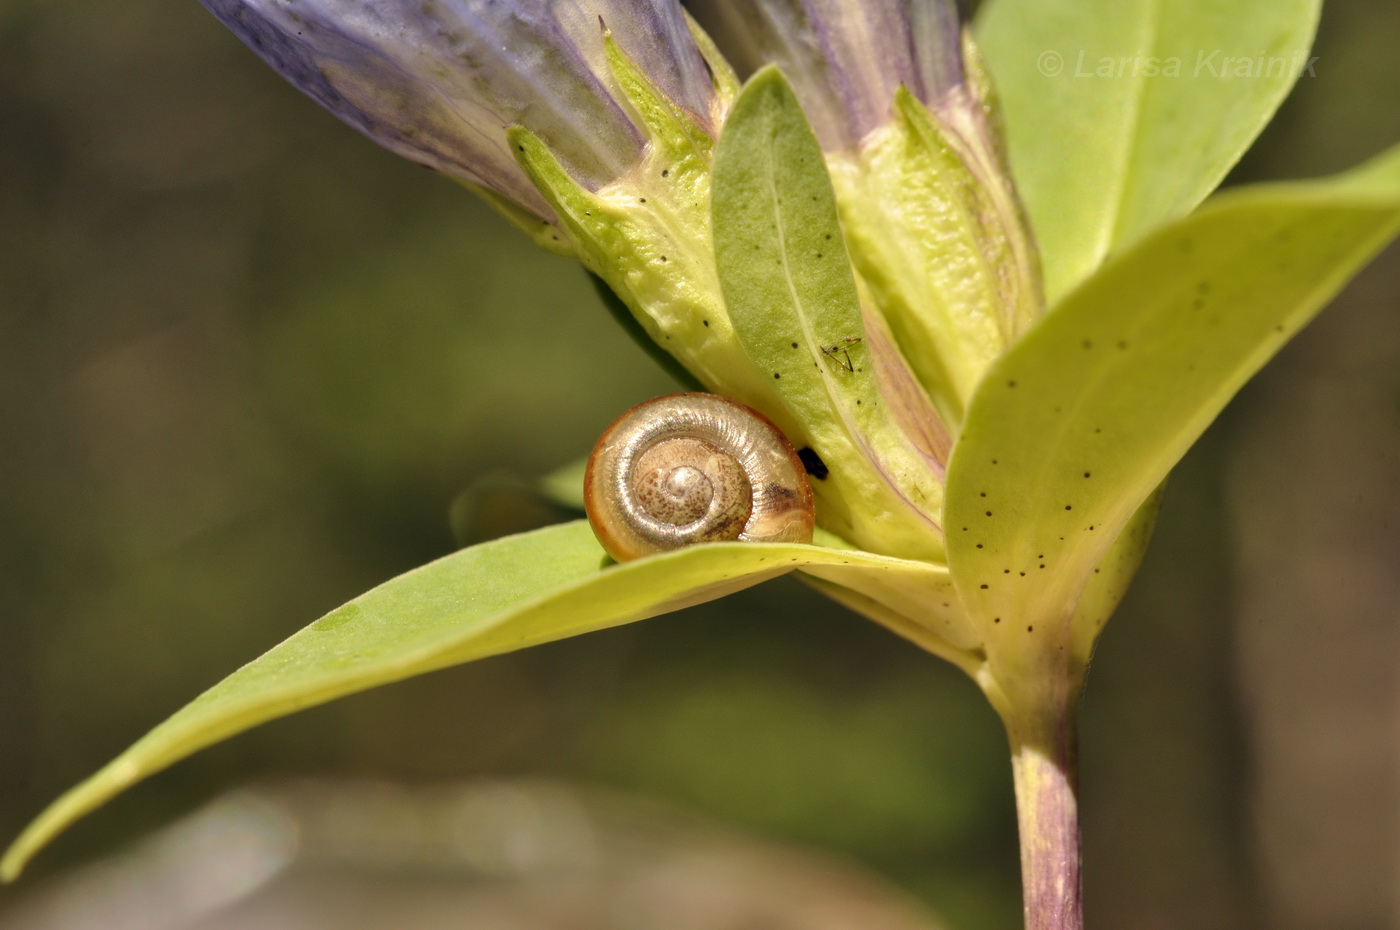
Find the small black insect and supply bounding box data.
[820,336,863,374]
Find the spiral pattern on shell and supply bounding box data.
[584,393,816,561]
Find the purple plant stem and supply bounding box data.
[1009,700,1082,930]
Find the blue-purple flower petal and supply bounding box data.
[691,0,963,149]
[201,0,716,219]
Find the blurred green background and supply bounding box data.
[1,2,1398,928]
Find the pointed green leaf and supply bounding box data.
[2,521,954,880]
[946,144,1400,693]
[976,0,1322,303]
[712,66,946,561]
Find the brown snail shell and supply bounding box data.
[584,393,816,561]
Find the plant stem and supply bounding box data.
[1009,701,1082,930]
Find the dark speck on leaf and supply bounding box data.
[791,341,799,348]
[1065,505,1072,510]
[662,168,670,177]
[980,584,989,589]
[773,372,781,379]
[975,543,984,549]
[703,320,709,327]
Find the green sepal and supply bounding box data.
[683,10,741,108]
[457,179,576,258]
[829,85,1041,427]
[603,30,713,163]
[510,115,780,412]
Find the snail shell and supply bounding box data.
[584,393,816,561]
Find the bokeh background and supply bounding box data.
[2,1,1398,927]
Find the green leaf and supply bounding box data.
[1,521,952,880]
[539,456,588,510]
[945,143,1400,697]
[802,528,978,668]
[976,0,1322,303]
[712,66,946,561]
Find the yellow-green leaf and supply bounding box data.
[3,520,956,880]
[946,143,1400,697]
[977,0,1322,302]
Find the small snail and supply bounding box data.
[584,393,816,561]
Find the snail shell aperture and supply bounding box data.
[584,393,816,561]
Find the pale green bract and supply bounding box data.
[6,0,1399,882]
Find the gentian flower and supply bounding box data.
[201,0,1038,568]
[8,3,1400,930]
[198,0,720,231]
